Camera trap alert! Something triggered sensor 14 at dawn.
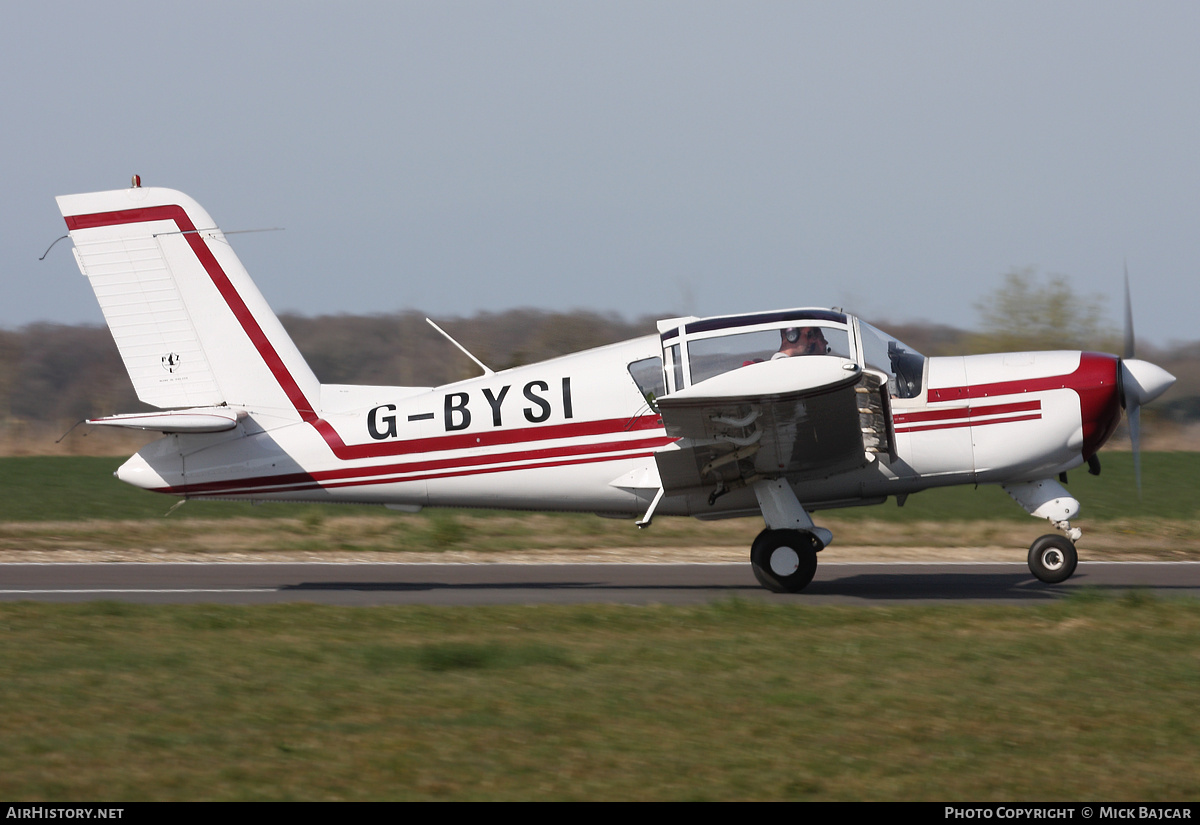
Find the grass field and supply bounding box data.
[1,597,1197,801]
[2,455,1198,800]
[1,453,1197,558]
[4,452,1198,523]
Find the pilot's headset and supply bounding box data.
[782,327,831,354]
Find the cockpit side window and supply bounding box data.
[686,326,850,386]
[627,356,665,410]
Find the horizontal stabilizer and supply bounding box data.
[88,408,240,433]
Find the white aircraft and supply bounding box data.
[55,183,1176,592]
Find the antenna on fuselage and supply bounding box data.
[425,318,494,376]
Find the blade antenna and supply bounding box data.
[425,318,494,376]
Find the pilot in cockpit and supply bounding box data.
[773,327,830,359]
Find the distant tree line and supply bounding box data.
[0,310,661,431]
[2,271,1196,454]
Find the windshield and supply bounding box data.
[858,321,925,398]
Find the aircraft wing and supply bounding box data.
[653,356,892,495]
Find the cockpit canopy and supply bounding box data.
[650,309,925,399]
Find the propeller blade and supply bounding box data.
[1123,263,1135,360]
[1119,359,1175,499]
[1122,265,1137,494]
[1118,271,1173,499]
[1129,404,1142,496]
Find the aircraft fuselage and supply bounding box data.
[117,339,1123,522]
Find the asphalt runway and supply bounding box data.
[2,561,1198,605]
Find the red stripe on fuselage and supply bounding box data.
[147,433,675,496]
[922,353,1120,457]
[163,448,665,498]
[926,357,1116,404]
[318,414,665,461]
[894,413,1042,434]
[893,400,1040,425]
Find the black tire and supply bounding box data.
[750,528,821,593]
[1028,534,1078,584]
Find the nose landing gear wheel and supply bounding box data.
[1028,534,1079,584]
[750,528,821,593]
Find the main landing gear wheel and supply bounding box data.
[1027,534,1079,584]
[750,529,821,593]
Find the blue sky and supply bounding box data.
[6,1,1198,345]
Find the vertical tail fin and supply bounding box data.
[56,186,320,421]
